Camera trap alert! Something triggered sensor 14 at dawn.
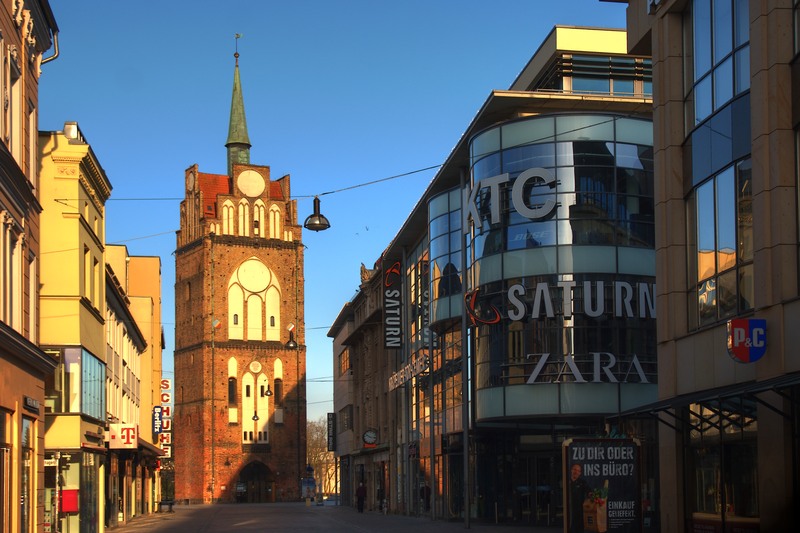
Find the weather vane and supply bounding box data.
[234,33,243,61]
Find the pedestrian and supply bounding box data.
[420,482,431,512]
[568,463,589,533]
[356,482,367,513]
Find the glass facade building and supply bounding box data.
[331,26,661,528]
[427,114,659,525]
[465,114,656,416]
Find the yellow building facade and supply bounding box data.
[39,123,164,532]
[39,122,112,533]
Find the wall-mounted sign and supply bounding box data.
[388,353,429,390]
[383,259,402,348]
[153,406,163,435]
[464,167,557,231]
[327,413,336,451]
[727,318,766,363]
[464,281,656,326]
[160,379,173,457]
[564,439,641,533]
[524,352,650,384]
[108,424,138,449]
[23,396,40,414]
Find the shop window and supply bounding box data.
[0,411,10,529]
[20,418,33,532]
[686,399,759,526]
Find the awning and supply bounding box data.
[138,439,165,457]
[613,372,800,431]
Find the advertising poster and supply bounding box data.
[563,438,641,533]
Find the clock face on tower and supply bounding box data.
[237,169,266,198]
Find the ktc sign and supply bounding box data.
[464,167,557,232]
[727,318,766,363]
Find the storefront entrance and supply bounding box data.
[511,453,562,526]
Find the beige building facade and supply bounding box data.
[0,2,58,532]
[619,0,800,531]
[105,245,164,527]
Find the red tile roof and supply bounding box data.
[198,172,230,218]
[270,181,285,201]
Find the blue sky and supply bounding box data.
[38,1,627,422]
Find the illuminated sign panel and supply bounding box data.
[727,318,766,363]
[160,379,173,457]
[108,424,138,449]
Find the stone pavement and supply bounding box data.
[116,501,564,532]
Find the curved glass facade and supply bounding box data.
[429,189,463,324]
[465,114,657,418]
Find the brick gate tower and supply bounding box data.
[173,50,306,504]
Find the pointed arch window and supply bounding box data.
[238,200,250,237]
[222,200,235,235]
[274,359,284,407]
[241,373,255,442]
[228,284,244,340]
[228,257,281,342]
[254,200,266,238]
[228,378,237,406]
[269,205,282,239]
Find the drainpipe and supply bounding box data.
[42,30,59,65]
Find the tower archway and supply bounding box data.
[237,461,276,503]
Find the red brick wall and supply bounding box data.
[174,166,306,503]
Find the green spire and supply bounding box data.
[226,51,251,176]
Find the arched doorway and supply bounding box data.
[237,461,275,503]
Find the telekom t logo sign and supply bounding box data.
[727,318,767,363]
[119,426,138,446]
